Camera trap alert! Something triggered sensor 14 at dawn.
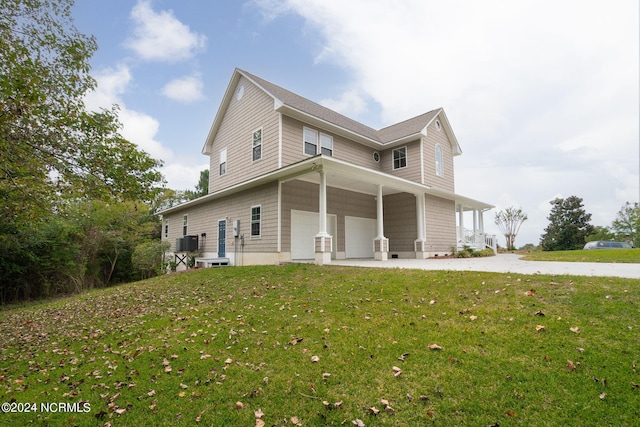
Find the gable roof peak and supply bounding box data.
[203,68,461,154]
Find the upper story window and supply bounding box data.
[320,133,333,156]
[435,144,444,177]
[164,220,169,239]
[251,205,261,238]
[252,128,262,161]
[303,127,333,156]
[304,128,318,156]
[182,215,188,236]
[392,147,407,170]
[219,148,227,176]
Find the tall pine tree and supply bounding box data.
[540,196,595,251]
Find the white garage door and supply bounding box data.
[345,216,376,258]
[291,210,336,260]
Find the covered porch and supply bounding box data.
[281,156,494,264]
[455,200,497,254]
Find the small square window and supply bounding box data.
[393,147,407,170]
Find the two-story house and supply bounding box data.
[159,68,494,267]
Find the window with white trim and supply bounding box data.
[182,215,188,236]
[304,127,333,156]
[303,128,318,156]
[435,144,444,177]
[219,149,227,176]
[250,205,261,238]
[392,147,407,170]
[252,128,262,161]
[320,133,333,156]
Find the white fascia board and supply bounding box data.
[201,70,242,155]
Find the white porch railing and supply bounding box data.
[457,227,497,254]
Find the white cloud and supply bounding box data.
[161,74,205,103]
[162,162,210,191]
[320,89,367,117]
[84,65,173,162]
[126,0,207,62]
[257,0,639,244]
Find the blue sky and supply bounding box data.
[73,0,639,246]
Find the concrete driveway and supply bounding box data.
[332,254,640,279]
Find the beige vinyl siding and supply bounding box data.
[423,120,455,192]
[380,140,422,182]
[281,116,382,170]
[162,182,279,254]
[383,193,417,253]
[424,194,456,252]
[209,76,280,193]
[280,179,376,253]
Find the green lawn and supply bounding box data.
[521,248,640,263]
[1,265,638,426]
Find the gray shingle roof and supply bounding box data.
[239,69,440,144]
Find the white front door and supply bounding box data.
[345,216,376,258]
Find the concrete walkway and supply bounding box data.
[332,254,640,279]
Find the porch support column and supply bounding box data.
[457,204,465,249]
[414,192,427,259]
[479,210,485,233]
[315,169,332,265]
[374,185,389,261]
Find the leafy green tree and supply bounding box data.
[494,206,528,250]
[133,240,171,279]
[586,226,616,242]
[183,169,209,200]
[0,0,163,223]
[0,0,165,302]
[539,196,595,251]
[611,202,640,247]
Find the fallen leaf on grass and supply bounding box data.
[254,409,264,418]
[525,290,536,296]
[428,344,442,350]
[235,401,244,410]
[369,407,380,415]
[536,325,546,332]
[570,327,580,333]
[311,355,320,363]
[255,419,265,427]
[352,419,366,426]
[599,392,606,400]
[291,416,302,425]
[567,360,576,372]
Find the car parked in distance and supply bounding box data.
[584,240,634,250]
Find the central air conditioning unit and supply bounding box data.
[175,238,185,252]
[184,235,199,252]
